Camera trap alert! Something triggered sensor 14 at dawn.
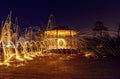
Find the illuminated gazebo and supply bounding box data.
[43,26,78,52]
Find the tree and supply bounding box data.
[93,21,108,38]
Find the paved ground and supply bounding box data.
[0,54,120,79]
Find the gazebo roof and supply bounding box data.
[44,26,77,36]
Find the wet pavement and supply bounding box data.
[0,54,120,79]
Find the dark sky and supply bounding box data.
[0,0,120,31]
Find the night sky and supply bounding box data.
[0,0,120,31]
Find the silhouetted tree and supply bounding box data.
[93,21,108,38]
[116,24,120,48]
[117,24,120,38]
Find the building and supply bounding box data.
[43,25,78,53]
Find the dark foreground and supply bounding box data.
[0,54,120,79]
